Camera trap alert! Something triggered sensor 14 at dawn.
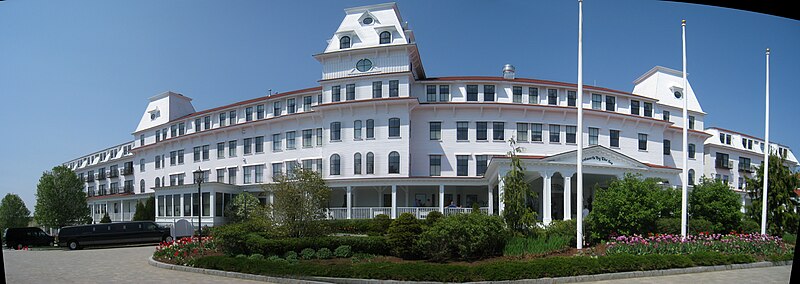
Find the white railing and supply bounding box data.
[443,207,490,216]
[327,208,347,219]
[351,207,391,219]
[324,207,491,220]
[397,207,439,219]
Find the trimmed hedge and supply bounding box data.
[242,236,389,257]
[189,251,758,282]
[323,218,391,235]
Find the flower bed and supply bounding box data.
[153,236,217,265]
[606,233,790,256]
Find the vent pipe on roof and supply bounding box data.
[503,64,516,79]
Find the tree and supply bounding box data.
[225,192,268,223]
[99,212,112,223]
[688,177,743,233]
[131,196,156,221]
[387,212,422,259]
[264,168,331,237]
[745,154,800,236]
[131,200,147,221]
[0,193,31,232]
[34,166,90,229]
[502,138,537,235]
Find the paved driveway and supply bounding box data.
[588,264,791,283]
[2,245,265,283]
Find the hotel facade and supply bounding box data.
[61,3,797,228]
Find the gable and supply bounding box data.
[543,145,650,170]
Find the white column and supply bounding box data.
[488,183,494,215]
[543,173,552,225]
[391,185,397,219]
[346,186,352,219]
[498,169,506,215]
[564,175,572,220]
[209,194,215,222]
[438,185,445,213]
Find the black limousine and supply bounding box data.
[57,221,172,250]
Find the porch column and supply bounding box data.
[498,175,505,215]
[563,175,572,220]
[438,185,445,213]
[391,185,397,219]
[543,172,552,224]
[405,188,409,207]
[346,186,352,219]
[488,183,494,216]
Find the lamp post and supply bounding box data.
[193,167,204,249]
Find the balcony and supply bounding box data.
[108,170,118,178]
[87,176,95,182]
[715,159,733,170]
[122,167,134,175]
[738,164,755,173]
[97,172,107,180]
[123,185,134,193]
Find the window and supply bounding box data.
[429,122,441,140]
[643,102,653,117]
[529,87,539,104]
[228,167,237,184]
[389,80,399,97]
[219,112,227,127]
[513,86,523,103]
[456,155,469,176]
[610,130,620,148]
[688,169,695,186]
[663,110,670,121]
[354,120,363,140]
[139,158,145,172]
[178,123,185,135]
[366,152,375,174]
[739,157,752,172]
[286,131,296,150]
[340,36,350,49]
[389,118,400,138]
[303,129,313,147]
[492,122,504,141]
[484,85,495,101]
[272,101,282,116]
[549,125,560,143]
[716,152,731,169]
[194,118,201,131]
[476,122,488,141]
[426,85,437,102]
[354,153,362,175]
[566,126,577,144]
[346,84,355,101]
[569,91,577,107]
[254,165,264,183]
[330,122,341,141]
[516,123,528,142]
[229,110,236,125]
[589,127,599,145]
[228,140,237,157]
[170,151,176,166]
[170,125,177,137]
[388,151,400,174]
[256,105,264,119]
[316,128,323,145]
[689,143,696,159]
[155,130,161,142]
[372,81,383,98]
[217,142,225,158]
[330,154,341,175]
[255,136,264,153]
[243,166,252,184]
[202,145,209,160]
[476,155,488,176]
[591,94,601,109]
[287,98,296,113]
[332,86,341,102]
[548,89,558,105]
[216,169,224,182]
[245,107,253,121]
[183,193,191,216]
[379,31,391,44]
[439,85,450,102]
[272,163,283,180]
[243,138,253,155]
[356,59,372,72]
[457,121,469,140]
[302,96,312,111]
[429,155,441,176]
[631,100,640,115]
[605,96,616,111]
[531,123,543,142]
[663,139,671,155]
[689,115,695,129]
[638,133,648,150]
[466,85,478,101]
[140,134,145,146]
[272,134,281,151]
[366,119,374,139]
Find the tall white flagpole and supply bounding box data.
[761,48,770,235]
[576,0,584,250]
[680,19,689,239]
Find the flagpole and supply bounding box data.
[680,19,688,239]
[576,0,584,250]
[761,48,770,235]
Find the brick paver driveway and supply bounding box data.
[2,245,265,283]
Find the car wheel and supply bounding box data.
[164,236,174,243]
[67,240,79,250]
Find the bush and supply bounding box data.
[211,219,275,256]
[544,219,576,244]
[267,255,282,261]
[425,211,443,225]
[235,254,247,258]
[372,214,392,234]
[100,212,111,223]
[739,218,760,234]
[656,218,681,235]
[300,248,316,260]
[316,248,333,259]
[334,245,352,258]
[387,213,423,259]
[503,236,571,256]
[249,236,389,256]
[689,178,743,233]
[324,219,391,235]
[688,218,717,234]
[284,251,298,260]
[249,253,265,261]
[416,213,508,261]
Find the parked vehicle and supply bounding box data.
[57,221,172,250]
[3,227,55,249]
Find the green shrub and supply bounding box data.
[248,253,265,261]
[253,236,389,256]
[544,219,576,244]
[235,254,247,258]
[689,178,743,233]
[372,214,392,234]
[503,236,571,256]
[100,212,112,223]
[267,255,282,261]
[688,218,717,234]
[300,248,316,260]
[316,248,333,259]
[656,218,681,235]
[284,251,298,262]
[782,233,796,246]
[739,218,760,234]
[387,213,423,259]
[425,211,443,225]
[325,219,392,235]
[416,213,508,261]
[211,219,275,255]
[334,245,352,258]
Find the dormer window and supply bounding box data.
[362,17,374,25]
[379,31,391,44]
[340,36,351,49]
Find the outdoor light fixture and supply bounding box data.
[193,167,204,251]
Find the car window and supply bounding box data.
[147,224,157,231]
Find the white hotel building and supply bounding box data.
[61,3,796,227]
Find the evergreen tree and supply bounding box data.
[131,201,147,221]
[744,154,799,236]
[34,166,90,229]
[502,138,537,235]
[99,212,112,223]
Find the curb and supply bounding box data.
[148,257,793,283]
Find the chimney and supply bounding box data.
[503,64,516,79]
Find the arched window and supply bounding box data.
[154,177,160,188]
[366,152,375,174]
[140,179,145,193]
[379,31,391,44]
[330,154,341,175]
[388,151,400,174]
[339,36,351,49]
[389,118,400,137]
[366,119,375,139]
[354,120,363,140]
[688,169,695,186]
[354,153,362,175]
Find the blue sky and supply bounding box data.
[1,0,798,211]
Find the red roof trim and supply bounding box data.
[420,76,655,101]
[172,86,322,122]
[707,126,789,148]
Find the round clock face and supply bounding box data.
[356,59,373,72]
[363,17,373,25]
[674,91,682,99]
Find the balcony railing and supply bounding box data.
[108,170,118,178]
[326,207,491,220]
[97,172,107,180]
[738,164,754,173]
[715,159,733,169]
[123,185,134,193]
[122,167,134,175]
